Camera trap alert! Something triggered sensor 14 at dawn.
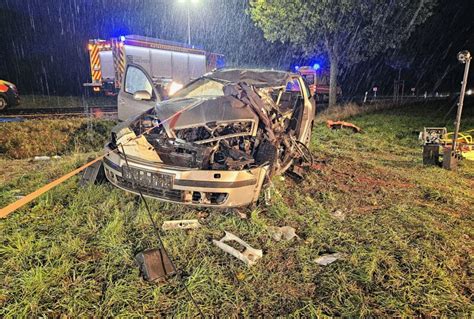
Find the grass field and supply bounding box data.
[1,100,473,317]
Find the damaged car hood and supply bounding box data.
[154,95,258,131]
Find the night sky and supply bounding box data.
[0,0,473,96]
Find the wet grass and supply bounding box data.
[0,119,115,159]
[0,101,473,317]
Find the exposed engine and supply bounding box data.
[123,83,309,177]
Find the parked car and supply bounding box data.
[103,66,315,208]
[0,79,20,110]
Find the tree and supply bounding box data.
[249,0,437,107]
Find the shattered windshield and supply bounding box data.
[172,78,225,98]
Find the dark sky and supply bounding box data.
[0,0,473,96]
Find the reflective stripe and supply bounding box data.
[112,39,125,88]
[89,44,102,82]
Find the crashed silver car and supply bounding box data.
[103,66,315,207]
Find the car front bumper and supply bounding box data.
[103,145,269,208]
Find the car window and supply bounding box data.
[125,66,153,96]
[286,79,301,92]
[172,78,224,98]
[302,74,315,85]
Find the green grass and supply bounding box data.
[0,101,473,317]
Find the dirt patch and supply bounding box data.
[303,160,416,214]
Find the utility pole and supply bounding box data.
[443,50,471,170]
[452,50,471,153]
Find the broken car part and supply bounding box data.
[212,231,263,266]
[268,226,299,241]
[162,219,201,230]
[326,120,362,133]
[33,155,61,161]
[315,253,344,266]
[79,160,106,186]
[135,248,176,282]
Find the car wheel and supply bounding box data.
[0,96,7,110]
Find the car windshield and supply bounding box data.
[172,78,225,98]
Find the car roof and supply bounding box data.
[205,68,295,87]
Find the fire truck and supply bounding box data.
[297,65,342,102]
[84,35,225,96]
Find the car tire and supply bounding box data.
[0,96,7,111]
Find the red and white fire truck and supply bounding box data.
[84,35,225,96]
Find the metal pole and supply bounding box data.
[187,6,191,45]
[452,51,471,153]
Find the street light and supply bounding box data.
[178,0,199,45]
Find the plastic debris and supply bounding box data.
[213,231,263,266]
[315,253,343,266]
[268,226,299,241]
[326,120,362,133]
[162,219,201,230]
[331,210,346,221]
[33,155,61,161]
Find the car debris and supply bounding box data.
[268,226,299,241]
[330,209,346,221]
[162,219,201,230]
[103,68,315,208]
[326,120,362,133]
[79,160,106,186]
[315,252,344,266]
[33,155,62,161]
[212,231,263,266]
[135,248,176,282]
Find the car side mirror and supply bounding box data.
[133,90,152,101]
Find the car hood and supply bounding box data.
[154,95,258,131]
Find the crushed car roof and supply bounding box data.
[206,68,294,87]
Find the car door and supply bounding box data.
[118,63,160,121]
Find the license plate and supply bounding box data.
[122,166,174,189]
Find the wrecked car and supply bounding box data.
[103,65,315,207]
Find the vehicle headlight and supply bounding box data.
[467,89,473,95]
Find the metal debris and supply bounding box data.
[268,226,299,241]
[212,231,263,266]
[135,248,176,282]
[161,219,201,230]
[315,253,343,266]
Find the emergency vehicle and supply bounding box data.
[297,66,342,102]
[0,79,20,110]
[84,35,224,96]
